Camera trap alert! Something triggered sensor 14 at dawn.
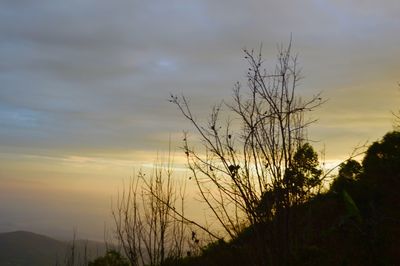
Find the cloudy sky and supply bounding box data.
[1,0,399,240]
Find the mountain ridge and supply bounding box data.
[0,230,108,266]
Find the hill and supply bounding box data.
[0,231,107,266]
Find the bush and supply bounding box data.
[88,250,129,266]
[363,131,400,182]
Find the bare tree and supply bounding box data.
[112,159,188,266]
[170,41,324,263]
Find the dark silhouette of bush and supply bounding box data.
[257,143,322,219]
[285,143,323,201]
[330,159,362,193]
[363,131,400,183]
[88,250,129,266]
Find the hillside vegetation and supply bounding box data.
[170,131,400,265]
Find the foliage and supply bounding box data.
[330,159,362,193]
[341,190,362,224]
[257,143,322,217]
[362,131,400,182]
[284,143,322,202]
[338,159,362,180]
[88,250,129,266]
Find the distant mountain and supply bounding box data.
[0,231,108,266]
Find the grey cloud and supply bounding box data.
[1,0,400,158]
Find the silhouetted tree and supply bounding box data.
[88,250,129,266]
[363,131,400,183]
[112,160,189,266]
[284,143,322,203]
[330,159,362,193]
[170,40,323,264]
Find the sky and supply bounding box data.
[0,0,399,240]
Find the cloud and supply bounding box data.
[1,0,399,159]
